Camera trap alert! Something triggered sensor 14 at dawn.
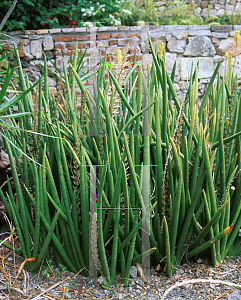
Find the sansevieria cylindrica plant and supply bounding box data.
[0,32,241,288]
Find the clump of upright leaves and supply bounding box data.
[0,34,241,289]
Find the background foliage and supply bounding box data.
[0,0,46,31]
[0,0,132,31]
[1,0,241,31]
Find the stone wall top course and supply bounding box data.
[49,29,62,34]
[188,25,210,30]
[10,30,24,35]
[36,29,48,34]
[97,27,109,31]
[25,30,36,35]
[62,28,75,33]
[211,25,233,31]
[75,28,87,32]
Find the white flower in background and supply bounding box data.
[231,186,235,190]
[83,13,86,16]
[102,8,105,11]
[108,14,121,26]
[90,6,94,10]
[83,22,94,27]
[122,9,132,15]
[81,8,86,12]
[115,20,121,25]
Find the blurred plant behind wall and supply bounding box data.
[0,0,133,31]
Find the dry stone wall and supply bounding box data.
[156,0,241,18]
[2,25,241,108]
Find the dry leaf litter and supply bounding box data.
[0,232,241,300]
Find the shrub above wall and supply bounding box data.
[0,0,133,31]
[2,0,241,31]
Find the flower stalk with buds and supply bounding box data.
[233,29,240,73]
[159,43,165,59]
